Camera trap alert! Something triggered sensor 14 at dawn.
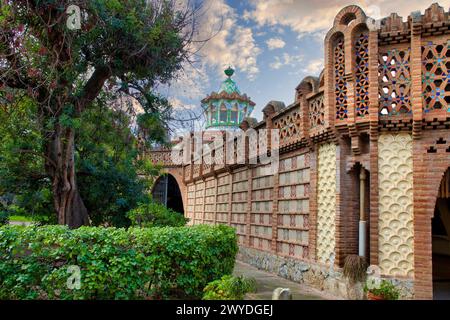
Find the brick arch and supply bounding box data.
[151,168,187,216]
[413,133,450,299]
[333,5,366,27]
[296,76,319,96]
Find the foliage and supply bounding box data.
[127,200,188,228]
[364,280,400,300]
[0,224,238,300]
[0,91,161,227]
[76,99,158,227]
[0,97,55,223]
[0,0,199,226]
[0,211,8,225]
[343,255,368,284]
[202,275,256,300]
[8,215,34,223]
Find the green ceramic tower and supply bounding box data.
[201,67,255,130]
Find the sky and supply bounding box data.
[158,0,450,135]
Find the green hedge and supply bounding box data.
[0,224,238,300]
[127,201,188,228]
[203,275,256,300]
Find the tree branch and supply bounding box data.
[15,149,57,169]
[76,66,112,113]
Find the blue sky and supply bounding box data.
[159,0,450,134]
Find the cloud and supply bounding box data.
[266,37,286,50]
[169,97,197,110]
[303,58,324,76]
[270,53,304,70]
[192,0,261,81]
[246,0,450,37]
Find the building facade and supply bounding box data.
[148,4,450,300]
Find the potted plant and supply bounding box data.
[364,279,400,300]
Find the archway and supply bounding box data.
[151,174,184,215]
[432,168,450,299]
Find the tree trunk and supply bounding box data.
[45,122,90,228]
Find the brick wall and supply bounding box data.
[149,3,450,299]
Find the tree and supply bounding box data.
[0,92,162,227]
[0,0,199,227]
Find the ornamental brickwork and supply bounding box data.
[148,3,450,300]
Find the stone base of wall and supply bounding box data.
[237,246,414,299]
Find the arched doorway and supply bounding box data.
[432,168,450,299]
[152,174,184,215]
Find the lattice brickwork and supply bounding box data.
[273,108,302,147]
[231,169,249,245]
[378,133,414,277]
[355,33,370,117]
[276,153,311,259]
[335,38,348,120]
[309,94,325,128]
[422,40,450,112]
[317,143,336,264]
[250,165,273,251]
[216,174,230,225]
[379,48,411,115]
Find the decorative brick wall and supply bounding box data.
[148,3,450,299]
[276,152,311,259]
[204,178,216,225]
[250,164,273,252]
[186,183,195,224]
[216,173,230,225]
[316,143,337,265]
[231,169,249,245]
[378,133,414,277]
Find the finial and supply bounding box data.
[224,66,234,78]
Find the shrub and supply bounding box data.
[127,201,188,228]
[364,279,400,300]
[0,211,8,225]
[202,275,256,300]
[0,224,238,300]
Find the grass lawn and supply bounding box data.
[8,215,34,222]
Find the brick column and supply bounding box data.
[410,13,423,139]
[368,27,379,266]
[228,172,233,227]
[200,179,206,224]
[246,166,253,247]
[271,168,280,253]
[309,149,318,262]
[213,176,218,225]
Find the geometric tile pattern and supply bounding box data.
[317,143,337,264]
[334,38,348,120]
[378,48,411,115]
[355,33,370,117]
[422,40,450,112]
[378,133,414,277]
[273,108,302,147]
[309,94,325,128]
